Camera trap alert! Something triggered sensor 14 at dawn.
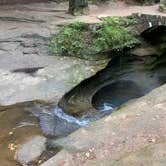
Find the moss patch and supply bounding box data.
[125,0,156,5]
[50,17,140,59]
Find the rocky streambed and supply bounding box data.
[1,42,166,166]
[0,1,166,166]
[1,49,166,166]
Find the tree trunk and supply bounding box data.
[69,0,88,15]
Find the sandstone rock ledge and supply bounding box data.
[0,58,108,106]
[41,84,166,166]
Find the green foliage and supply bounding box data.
[90,17,139,52]
[50,17,140,59]
[103,16,137,26]
[125,0,156,5]
[50,22,86,57]
[140,0,155,5]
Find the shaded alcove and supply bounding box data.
[141,25,166,44]
[91,80,143,111]
[91,50,166,112]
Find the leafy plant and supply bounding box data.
[50,22,86,57]
[103,16,137,26]
[90,17,139,52]
[50,17,140,59]
[141,0,155,5]
[125,0,156,5]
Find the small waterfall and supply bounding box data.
[100,103,114,112]
[54,106,89,126]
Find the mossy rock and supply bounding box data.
[50,17,140,60]
[125,0,158,5]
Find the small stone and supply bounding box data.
[15,135,46,165]
[89,148,94,152]
[8,143,17,151]
[148,138,156,143]
[9,131,13,135]
[38,160,42,164]
[112,132,116,136]
[151,139,156,143]
[85,152,90,158]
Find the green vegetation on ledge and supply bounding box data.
[50,17,140,59]
[125,0,157,5]
[141,0,155,5]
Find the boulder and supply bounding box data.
[15,135,46,165]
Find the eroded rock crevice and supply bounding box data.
[59,25,166,118]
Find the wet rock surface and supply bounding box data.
[39,110,80,137]
[15,135,47,165]
[0,101,79,166]
[0,103,43,166]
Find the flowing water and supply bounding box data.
[53,106,89,126]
